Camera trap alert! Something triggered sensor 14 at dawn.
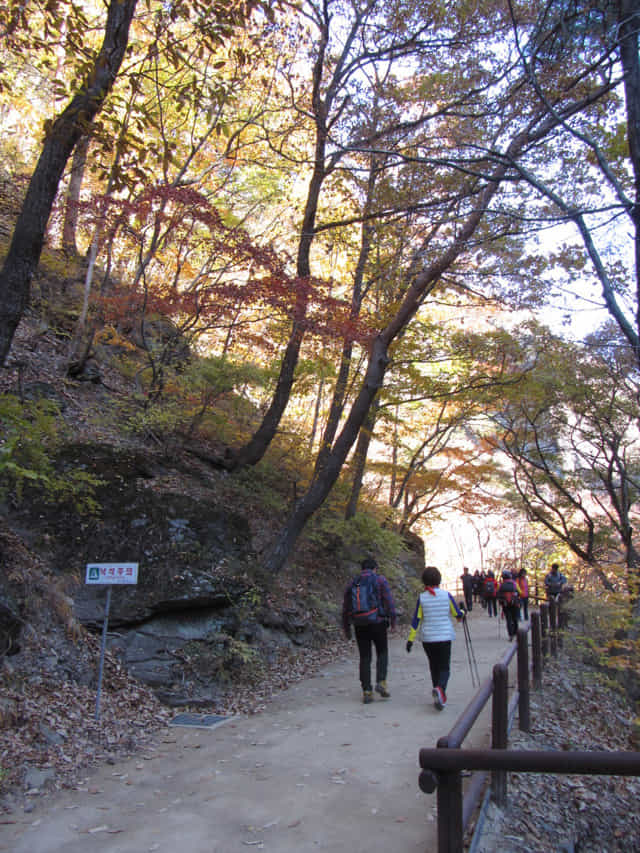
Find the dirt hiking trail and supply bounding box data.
[2,614,513,853]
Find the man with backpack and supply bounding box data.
[342,557,397,704]
[544,562,567,599]
[545,562,570,628]
[498,570,520,641]
[483,570,498,617]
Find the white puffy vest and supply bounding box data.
[419,588,456,643]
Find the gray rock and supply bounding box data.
[24,768,56,791]
[39,724,66,746]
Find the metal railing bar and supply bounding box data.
[419,747,640,776]
[498,641,517,668]
[462,769,489,830]
[507,690,518,732]
[466,784,492,853]
[446,675,493,748]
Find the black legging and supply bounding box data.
[355,622,389,691]
[422,640,452,691]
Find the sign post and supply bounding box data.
[85,563,139,721]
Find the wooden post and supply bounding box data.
[549,597,558,657]
[491,663,509,807]
[517,626,530,732]
[540,602,549,658]
[436,736,464,853]
[531,610,543,690]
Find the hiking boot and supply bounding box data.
[375,681,390,699]
[362,690,374,704]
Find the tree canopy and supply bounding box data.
[1,0,639,611]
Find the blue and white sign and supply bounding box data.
[85,562,139,585]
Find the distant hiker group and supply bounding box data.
[466,567,532,627]
[343,557,568,709]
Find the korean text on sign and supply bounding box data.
[85,563,139,585]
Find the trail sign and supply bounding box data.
[86,561,139,720]
[85,562,138,585]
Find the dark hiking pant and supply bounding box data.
[422,640,452,691]
[355,622,388,691]
[503,604,519,637]
[486,597,497,617]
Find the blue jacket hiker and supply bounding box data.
[544,563,567,598]
[342,557,397,704]
[406,565,463,711]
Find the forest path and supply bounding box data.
[2,612,513,853]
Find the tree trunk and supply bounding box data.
[345,399,378,519]
[61,133,89,255]
[226,20,332,471]
[262,155,511,572]
[263,333,391,573]
[620,0,640,370]
[389,405,399,505]
[0,0,137,365]
[313,162,377,477]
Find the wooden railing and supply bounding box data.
[418,605,640,853]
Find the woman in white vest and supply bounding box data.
[406,565,464,710]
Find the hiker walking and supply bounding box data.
[460,566,474,613]
[406,565,464,710]
[483,570,498,617]
[472,570,483,605]
[342,557,397,704]
[544,562,567,599]
[516,568,529,621]
[545,562,571,628]
[498,570,520,641]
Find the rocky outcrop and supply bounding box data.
[4,442,326,706]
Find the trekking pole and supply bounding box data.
[462,613,475,686]
[462,615,480,687]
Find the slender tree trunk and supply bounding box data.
[389,404,399,505]
[263,333,391,573]
[309,371,325,454]
[61,133,89,255]
[344,399,378,519]
[227,14,341,471]
[313,159,378,477]
[618,0,640,353]
[0,0,138,365]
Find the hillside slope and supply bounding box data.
[0,302,420,806]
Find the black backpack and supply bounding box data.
[350,573,381,626]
